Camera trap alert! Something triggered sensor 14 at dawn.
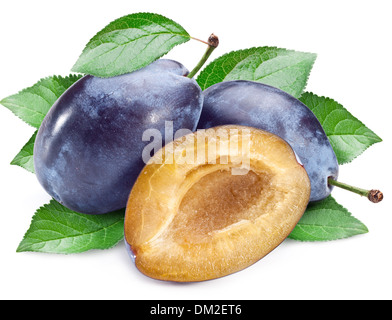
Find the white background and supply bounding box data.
[0,0,391,300]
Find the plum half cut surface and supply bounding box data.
[34,59,203,214]
[125,125,311,282]
[198,80,339,202]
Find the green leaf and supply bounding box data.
[1,74,82,128]
[72,12,190,77]
[196,47,316,97]
[289,196,368,241]
[300,92,382,164]
[11,131,37,173]
[17,200,125,254]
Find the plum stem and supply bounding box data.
[190,37,210,46]
[328,177,383,203]
[188,34,219,79]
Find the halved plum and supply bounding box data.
[124,125,311,282]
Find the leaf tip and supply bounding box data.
[70,62,85,77]
[16,238,29,253]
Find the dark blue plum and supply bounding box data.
[198,80,338,202]
[34,59,203,214]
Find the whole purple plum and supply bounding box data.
[34,59,203,214]
[198,80,339,202]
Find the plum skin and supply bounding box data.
[34,59,203,214]
[198,80,339,202]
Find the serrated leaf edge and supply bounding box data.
[197,46,317,96]
[289,219,369,242]
[0,74,83,128]
[301,92,382,165]
[289,196,369,242]
[10,130,37,173]
[71,12,191,77]
[16,200,125,254]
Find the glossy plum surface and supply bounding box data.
[34,59,203,214]
[198,80,338,201]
